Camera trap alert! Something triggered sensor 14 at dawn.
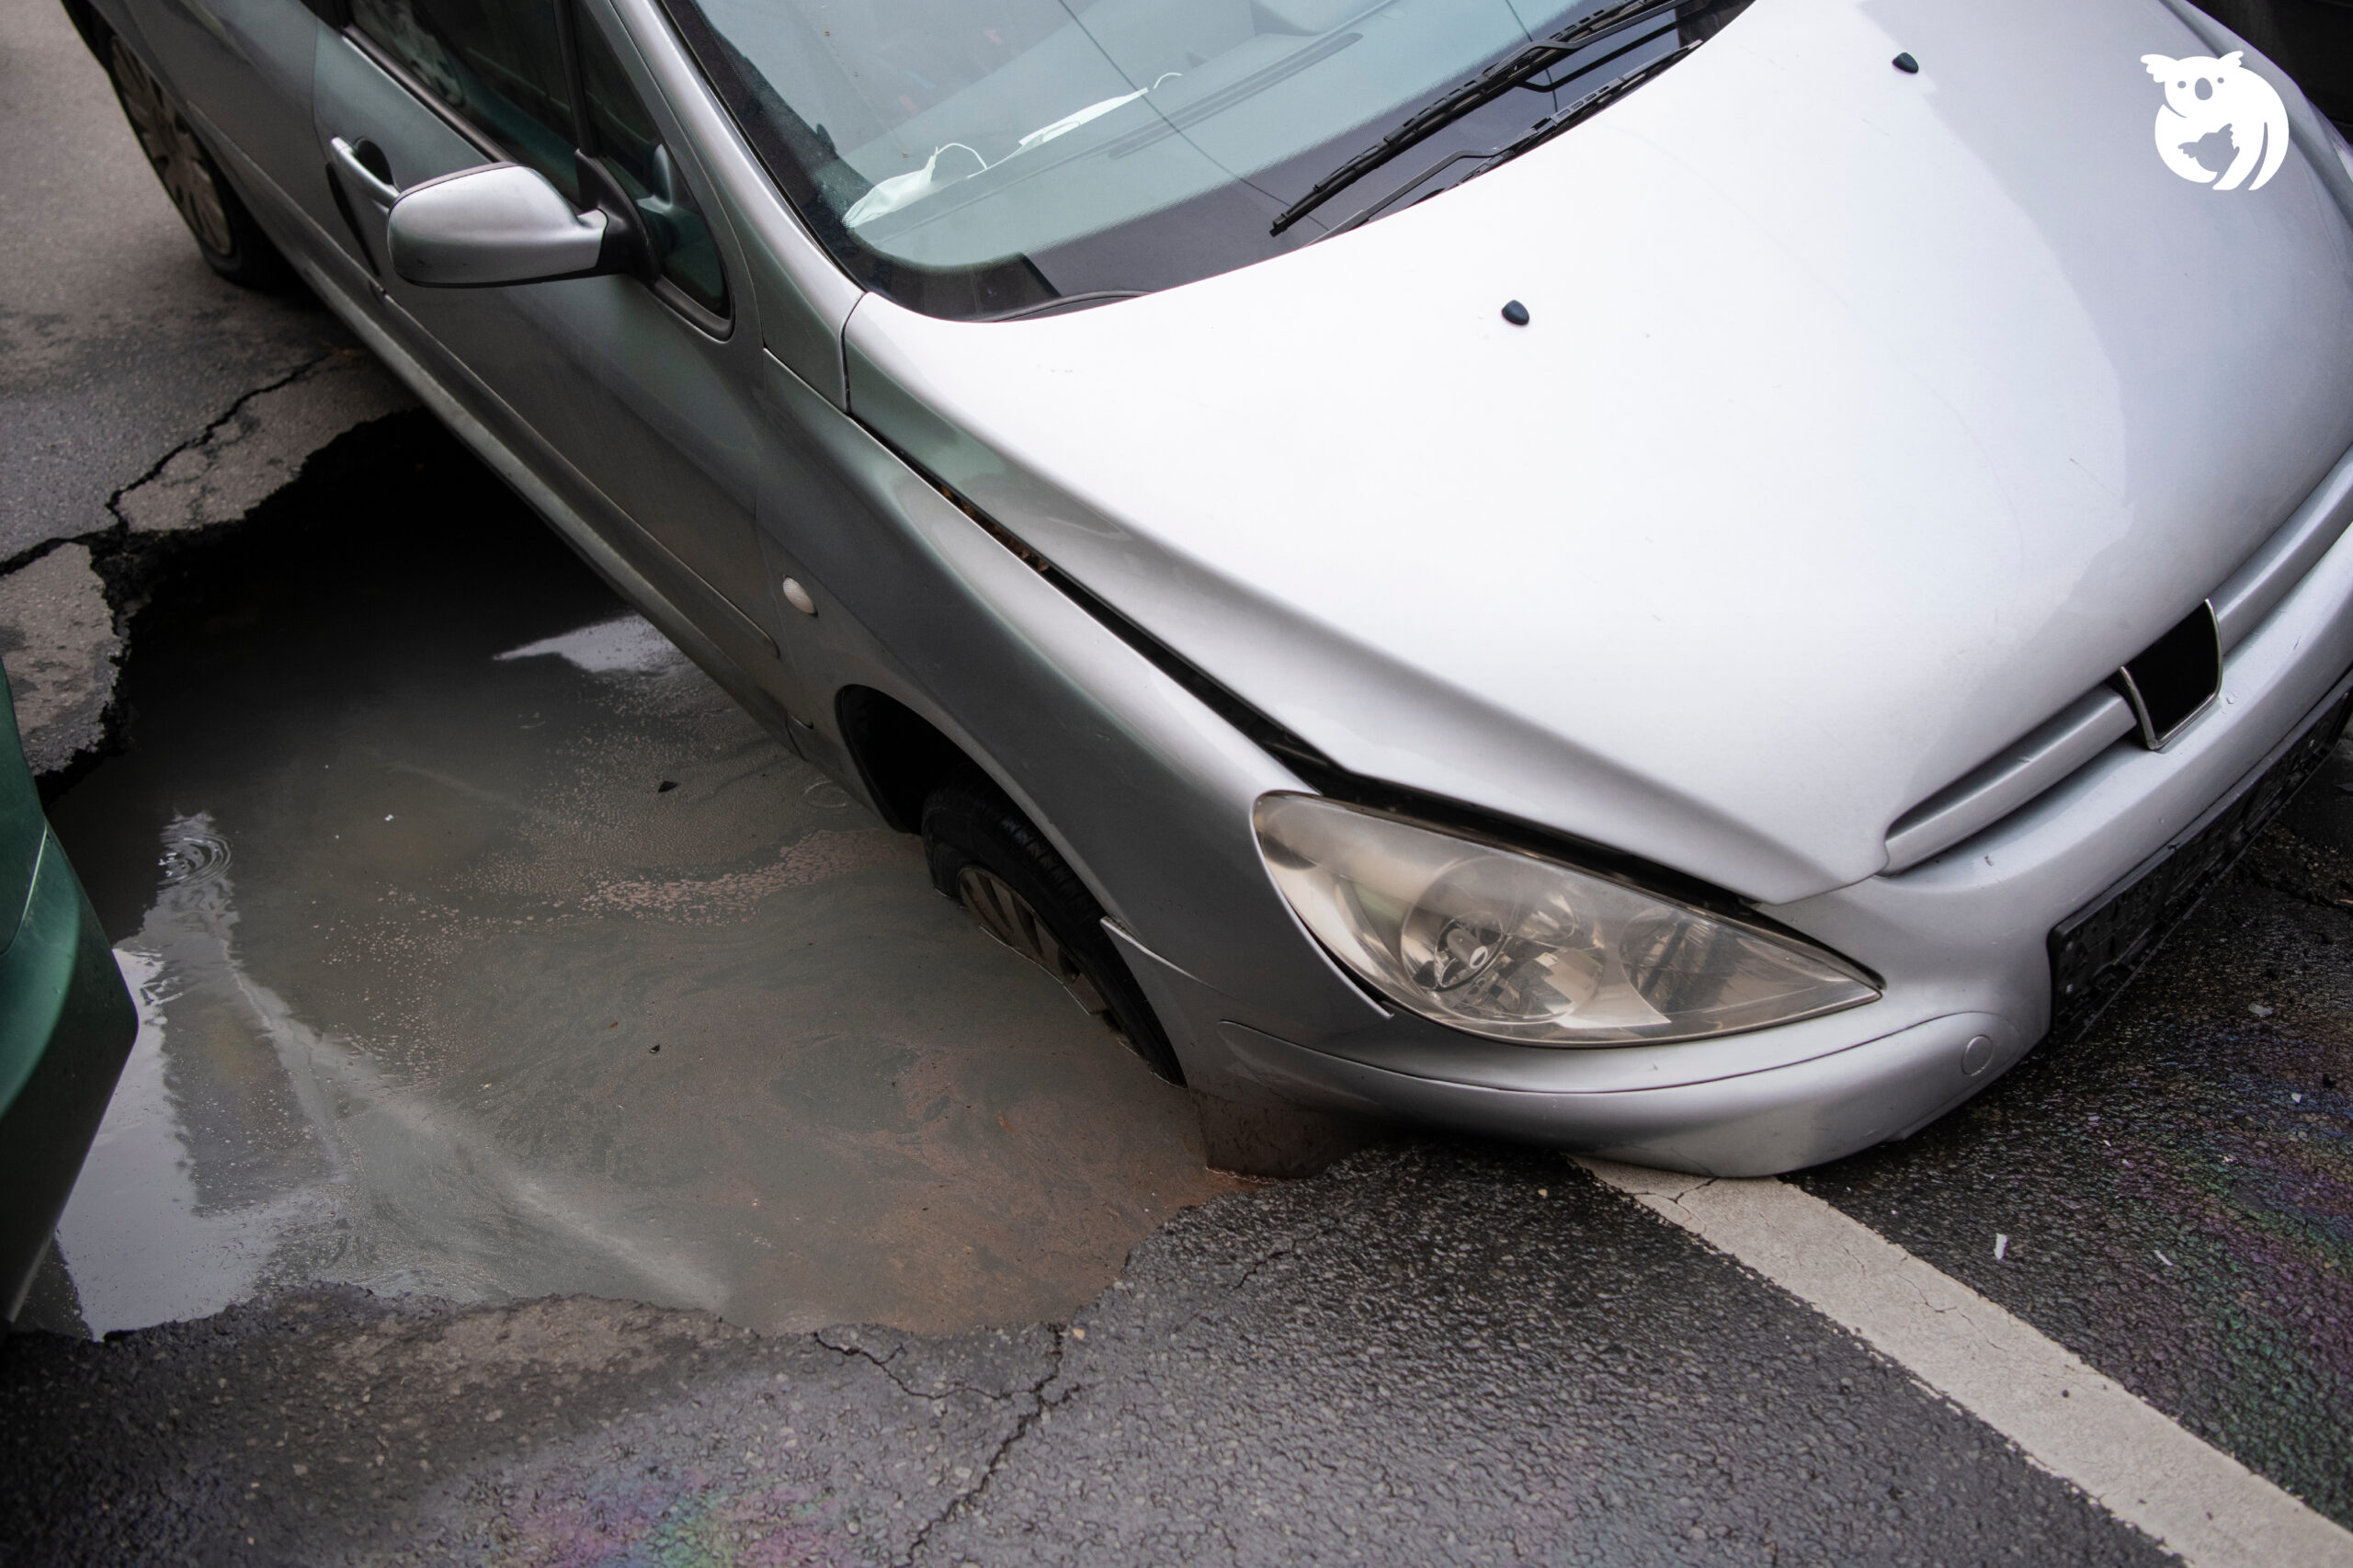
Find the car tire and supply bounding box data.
[104,36,296,290]
[922,769,1185,1084]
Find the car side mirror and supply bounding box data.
[389,162,633,289]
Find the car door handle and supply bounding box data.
[330,136,401,207]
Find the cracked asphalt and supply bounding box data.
[0,0,353,562]
[0,0,412,780]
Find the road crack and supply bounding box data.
[101,350,338,531]
[808,1327,1018,1405]
[899,1328,1067,1567]
[890,1214,1333,1563]
[809,1328,926,1402]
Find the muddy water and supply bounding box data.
[40,418,1238,1337]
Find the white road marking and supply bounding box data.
[1577,1158,2353,1568]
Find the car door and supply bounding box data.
[312,0,785,684]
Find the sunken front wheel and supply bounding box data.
[922,771,1183,1084]
[105,37,293,290]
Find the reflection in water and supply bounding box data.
[57,811,729,1335]
[55,945,325,1337]
[494,614,685,676]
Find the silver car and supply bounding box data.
[70,0,2353,1175]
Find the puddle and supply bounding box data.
[54,945,331,1337]
[37,417,1236,1336]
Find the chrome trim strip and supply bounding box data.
[1882,687,2136,872]
[1885,440,2353,872]
[2212,442,2353,653]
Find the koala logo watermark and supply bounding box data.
[2143,51,2289,190]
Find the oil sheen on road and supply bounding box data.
[1797,763,2353,1531]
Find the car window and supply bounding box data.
[663,0,1751,319]
[577,15,731,317]
[350,0,581,201]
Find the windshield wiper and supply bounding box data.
[1268,0,1696,237]
[1315,33,1705,239]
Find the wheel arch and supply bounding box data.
[833,685,975,835]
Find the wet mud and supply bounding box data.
[36,416,1238,1339]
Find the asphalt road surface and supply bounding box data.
[2,0,2351,1562]
[5,1147,2186,1568]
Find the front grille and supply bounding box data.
[2110,601,2221,750]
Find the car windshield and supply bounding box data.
[660,0,1750,318]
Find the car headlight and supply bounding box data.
[1253,793,1878,1046]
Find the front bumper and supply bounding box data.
[0,829,137,1324]
[1211,1011,2023,1176]
[1127,475,2353,1176]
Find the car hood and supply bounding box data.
[843,0,2353,903]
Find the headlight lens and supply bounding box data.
[1253,793,1878,1046]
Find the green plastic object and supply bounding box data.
[0,669,136,1324]
[0,667,49,962]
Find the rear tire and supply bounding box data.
[922,770,1184,1084]
[104,37,296,290]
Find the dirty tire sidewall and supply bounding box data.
[922,773,1185,1085]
